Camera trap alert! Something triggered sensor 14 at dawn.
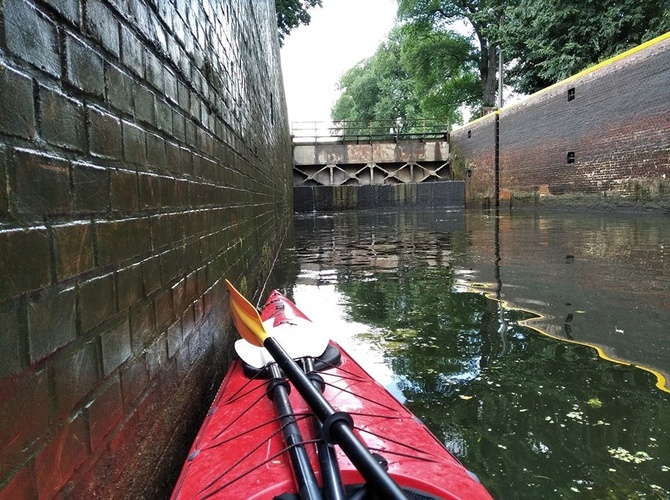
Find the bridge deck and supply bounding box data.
[292,121,451,187]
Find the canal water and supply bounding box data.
[268,208,670,499]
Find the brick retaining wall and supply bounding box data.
[0,0,292,497]
[451,34,670,207]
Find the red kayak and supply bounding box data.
[172,286,492,499]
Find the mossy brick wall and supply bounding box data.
[0,0,292,497]
[451,34,670,205]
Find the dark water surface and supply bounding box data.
[269,208,670,499]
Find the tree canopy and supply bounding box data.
[276,0,323,45]
[398,0,504,107]
[333,0,669,125]
[501,0,670,93]
[398,0,670,97]
[331,25,479,128]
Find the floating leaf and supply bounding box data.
[394,328,417,338]
[587,398,603,408]
[607,447,654,463]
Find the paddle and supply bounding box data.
[234,329,329,369]
[302,356,346,500]
[267,361,323,500]
[225,280,408,500]
[238,339,344,500]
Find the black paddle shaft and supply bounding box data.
[267,363,323,500]
[303,357,346,500]
[265,338,408,500]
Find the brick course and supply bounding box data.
[451,35,670,206]
[0,0,292,496]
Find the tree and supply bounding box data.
[331,26,478,129]
[501,0,670,94]
[397,0,504,107]
[400,22,481,116]
[331,30,421,134]
[276,0,323,45]
[398,0,670,101]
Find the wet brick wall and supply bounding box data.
[0,0,292,497]
[451,35,670,205]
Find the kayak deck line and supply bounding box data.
[202,412,314,451]
[172,288,493,500]
[194,366,324,498]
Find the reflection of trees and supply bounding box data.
[399,316,670,498]
[285,210,670,499]
[343,278,504,388]
[346,276,670,497]
[336,268,669,499]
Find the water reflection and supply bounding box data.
[272,208,670,499]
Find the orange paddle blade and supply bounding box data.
[225,280,267,347]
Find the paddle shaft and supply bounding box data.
[267,363,322,500]
[265,338,408,500]
[303,357,346,500]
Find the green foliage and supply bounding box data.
[275,0,323,45]
[331,0,668,124]
[398,0,504,106]
[397,0,670,100]
[401,23,481,111]
[501,0,670,93]
[331,25,478,127]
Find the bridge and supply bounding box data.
[292,120,452,186]
[291,120,462,211]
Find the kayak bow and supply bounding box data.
[171,283,492,500]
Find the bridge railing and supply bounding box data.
[291,120,450,144]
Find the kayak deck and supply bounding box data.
[171,291,491,499]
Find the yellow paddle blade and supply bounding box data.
[225,280,268,347]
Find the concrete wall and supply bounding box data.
[451,34,670,208]
[294,139,450,186]
[0,0,292,497]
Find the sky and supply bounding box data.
[279,0,398,128]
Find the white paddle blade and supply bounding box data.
[234,326,329,369]
[273,326,329,360]
[234,339,272,369]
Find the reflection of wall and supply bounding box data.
[0,0,291,497]
[464,210,670,383]
[451,34,670,206]
[292,210,466,281]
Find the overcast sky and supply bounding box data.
[279,0,398,128]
